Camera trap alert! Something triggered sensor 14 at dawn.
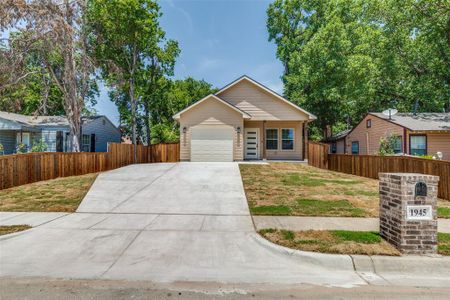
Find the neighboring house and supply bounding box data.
[345,112,450,160]
[0,112,121,154]
[323,129,351,154]
[173,75,316,162]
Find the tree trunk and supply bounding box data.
[145,105,151,146]
[129,77,137,163]
[64,0,82,152]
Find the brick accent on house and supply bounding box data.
[379,173,439,255]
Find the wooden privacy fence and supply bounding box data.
[308,142,330,169]
[308,142,450,201]
[0,142,180,190]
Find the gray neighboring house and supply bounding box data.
[0,111,121,155]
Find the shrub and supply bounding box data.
[379,134,399,156]
[31,140,48,152]
[16,143,27,154]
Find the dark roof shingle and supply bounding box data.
[370,112,450,131]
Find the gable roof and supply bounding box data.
[0,111,119,131]
[323,129,351,142]
[215,75,317,120]
[82,115,122,135]
[369,112,450,131]
[0,111,69,127]
[172,94,252,120]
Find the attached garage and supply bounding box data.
[191,126,233,162]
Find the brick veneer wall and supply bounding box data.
[379,173,439,255]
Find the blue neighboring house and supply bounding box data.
[0,111,121,154]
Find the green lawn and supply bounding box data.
[260,229,450,256]
[0,173,98,212]
[438,207,450,218]
[438,233,450,255]
[0,225,31,236]
[240,163,450,218]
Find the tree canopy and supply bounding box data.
[267,0,450,138]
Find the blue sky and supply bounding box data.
[97,0,284,125]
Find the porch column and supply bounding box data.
[303,122,308,161]
[262,120,267,160]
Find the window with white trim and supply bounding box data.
[266,129,278,150]
[281,128,294,150]
[82,134,90,152]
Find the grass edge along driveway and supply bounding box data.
[0,225,31,236]
[0,173,98,212]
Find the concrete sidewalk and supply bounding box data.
[253,216,450,233]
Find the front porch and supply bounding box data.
[243,120,308,161]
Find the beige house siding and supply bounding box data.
[346,114,404,154]
[218,80,309,121]
[420,132,450,160]
[244,120,304,160]
[336,139,346,154]
[179,97,243,161]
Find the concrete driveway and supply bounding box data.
[0,163,363,286]
[1,163,448,288]
[77,162,250,215]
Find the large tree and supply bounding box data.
[0,0,96,151]
[88,0,171,159]
[267,0,450,138]
[141,39,179,145]
[0,39,65,115]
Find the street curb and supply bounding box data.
[250,233,355,271]
[367,255,450,276]
[252,233,450,278]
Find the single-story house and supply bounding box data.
[173,75,316,162]
[0,111,121,154]
[344,112,450,160]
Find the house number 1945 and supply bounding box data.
[406,205,432,220]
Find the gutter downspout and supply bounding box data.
[263,120,266,160]
[403,128,407,154]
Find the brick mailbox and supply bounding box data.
[379,173,440,255]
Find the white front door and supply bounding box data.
[244,128,259,159]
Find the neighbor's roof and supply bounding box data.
[324,129,351,142]
[0,111,115,128]
[0,111,69,126]
[369,112,450,131]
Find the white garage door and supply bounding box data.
[191,126,233,162]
